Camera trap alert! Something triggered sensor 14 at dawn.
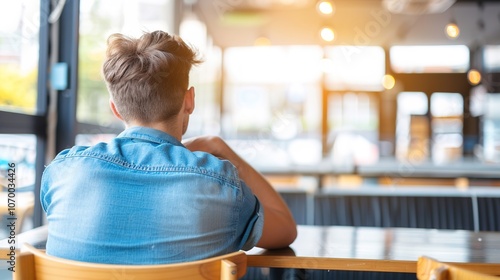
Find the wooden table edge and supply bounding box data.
[247,255,500,275]
[247,255,416,273]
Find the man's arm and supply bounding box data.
[183,136,297,249]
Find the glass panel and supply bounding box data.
[179,12,221,137]
[395,92,429,161]
[78,0,176,127]
[430,92,464,164]
[225,46,323,84]
[390,45,469,73]
[223,46,322,166]
[0,1,40,114]
[482,93,500,163]
[430,92,463,117]
[328,92,379,165]
[185,44,222,138]
[0,134,36,239]
[324,46,385,91]
[484,45,500,72]
[469,85,487,117]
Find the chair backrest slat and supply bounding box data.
[14,244,247,280]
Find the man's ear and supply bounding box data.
[184,87,195,114]
[109,99,124,121]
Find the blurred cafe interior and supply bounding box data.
[1,0,500,247]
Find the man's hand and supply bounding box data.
[183,136,231,161]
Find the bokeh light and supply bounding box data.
[317,0,335,15]
[467,69,481,85]
[382,74,396,90]
[320,27,335,42]
[445,22,460,39]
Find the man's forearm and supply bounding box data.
[183,136,298,248]
[212,138,298,248]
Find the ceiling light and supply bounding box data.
[320,27,335,42]
[317,0,335,15]
[445,21,460,39]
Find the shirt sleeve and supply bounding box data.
[40,165,52,212]
[238,183,265,251]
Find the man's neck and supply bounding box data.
[126,120,183,141]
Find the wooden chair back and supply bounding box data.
[14,244,247,280]
[417,256,500,280]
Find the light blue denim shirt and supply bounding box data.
[41,126,263,264]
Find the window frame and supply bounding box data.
[0,0,51,227]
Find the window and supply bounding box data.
[430,92,463,117]
[395,92,429,161]
[0,134,37,238]
[324,46,385,91]
[390,45,469,73]
[323,46,384,165]
[180,12,221,138]
[483,45,500,72]
[78,0,176,127]
[328,92,379,165]
[0,0,47,235]
[0,1,40,114]
[0,135,36,189]
[482,94,500,163]
[430,92,464,164]
[184,44,222,138]
[78,0,219,141]
[223,46,323,166]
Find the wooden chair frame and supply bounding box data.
[14,244,247,280]
[417,256,500,280]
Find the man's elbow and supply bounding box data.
[284,224,298,246]
[260,224,297,249]
[275,219,297,248]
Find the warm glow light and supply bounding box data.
[317,0,335,15]
[254,36,271,46]
[382,74,396,90]
[445,22,460,39]
[468,69,481,85]
[320,27,335,42]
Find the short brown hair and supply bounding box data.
[102,31,201,123]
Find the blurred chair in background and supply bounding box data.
[417,256,500,280]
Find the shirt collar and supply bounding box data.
[117,126,184,147]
